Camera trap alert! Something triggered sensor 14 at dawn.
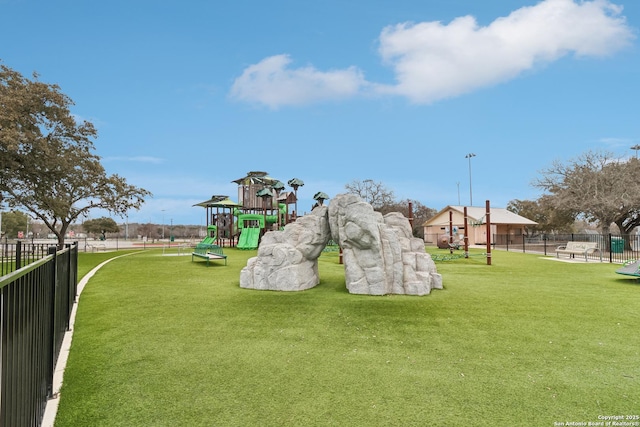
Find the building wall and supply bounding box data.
[423,209,526,246]
[423,209,480,244]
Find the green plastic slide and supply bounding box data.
[238,227,260,249]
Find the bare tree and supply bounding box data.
[344,179,436,237]
[379,199,436,238]
[612,158,640,235]
[344,179,395,209]
[533,150,640,236]
[137,223,158,240]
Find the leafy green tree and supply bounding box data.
[0,210,30,238]
[0,64,151,248]
[83,217,120,240]
[507,196,576,235]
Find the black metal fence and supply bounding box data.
[0,242,78,427]
[427,233,636,263]
[0,241,55,276]
[0,237,195,260]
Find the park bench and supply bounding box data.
[555,241,601,262]
[191,245,227,266]
[87,243,107,252]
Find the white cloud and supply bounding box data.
[376,0,635,103]
[598,137,638,151]
[229,54,367,109]
[230,0,634,107]
[104,156,165,164]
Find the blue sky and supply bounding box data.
[1,0,638,226]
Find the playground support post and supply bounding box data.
[449,211,454,254]
[486,200,492,265]
[463,206,469,258]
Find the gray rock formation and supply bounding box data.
[328,194,442,295]
[239,194,442,295]
[239,206,331,291]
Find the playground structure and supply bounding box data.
[200,224,217,245]
[193,171,307,250]
[236,214,263,250]
[615,259,640,278]
[430,201,493,264]
[192,224,220,251]
[235,205,288,249]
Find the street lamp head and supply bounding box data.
[465,153,476,159]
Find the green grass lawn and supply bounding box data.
[54,248,639,427]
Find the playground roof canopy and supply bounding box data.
[193,195,241,208]
[232,171,278,186]
[288,177,304,188]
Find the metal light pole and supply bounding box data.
[631,144,640,159]
[465,153,476,206]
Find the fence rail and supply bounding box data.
[0,242,78,427]
[426,233,636,263]
[0,241,55,276]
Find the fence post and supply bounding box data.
[16,240,22,269]
[608,234,613,263]
[486,200,492,266]
[47,245,57,398]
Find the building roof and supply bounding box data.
[423,205,537,226]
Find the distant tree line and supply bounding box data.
[0,214,205,241]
